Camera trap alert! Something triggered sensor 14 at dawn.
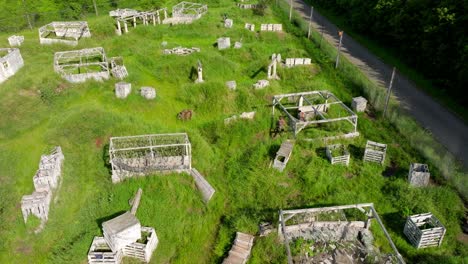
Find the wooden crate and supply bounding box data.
[326,144,350,166]
[363,140,387,165]
[403,213,446,248]
[87,236,123,264]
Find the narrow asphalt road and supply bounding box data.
[291,0,468,169]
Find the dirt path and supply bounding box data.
[290,0,468,169]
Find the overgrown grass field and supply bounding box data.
[0,1,466,263]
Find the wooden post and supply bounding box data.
[307,6,313,39]
[130,188,143,215]
[335,31,343,69]
[383,67,396,117]
[92,0,99,16]
[319,18,324,48]
[289,0,293,22]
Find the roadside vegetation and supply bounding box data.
[0,1,466,263]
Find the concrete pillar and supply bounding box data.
[116,20,121,34]
[273,61,277,79]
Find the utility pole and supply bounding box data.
[22,0,32,30]
[289,0,293,22]
[335,31,343,68]
[307,6,314,39]
[319,18,324,48]
[383,67,396,117]
[92,0,99,16]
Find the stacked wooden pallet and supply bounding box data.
[223,232,255,264]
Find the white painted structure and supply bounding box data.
[0,48,24,84]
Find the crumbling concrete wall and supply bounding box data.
[0,48,24,84]
[21,147,64,225]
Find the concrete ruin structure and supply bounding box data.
[21,147,64,227]
[226,80,236,90]
[110,8,167,35]
[352,96,367,112]
[284,58,311,68]
[408,163,430,187]
[54,47,127,83]
[268,53,281,80]
[404,213,445,249]
[115,82,131,99]
[244,23,255,31]
[140,87,156,99]
[253,79,269,89]
[163,2,208,25]
[217,37,231,50]
[109,57,128,80]
[234,41,242,49]
[108,133,215,202]
[8,35,24,46]
[272,91,359,137]
[272,140,294,172]
[88,189,159,264]
[260,24,282,32]
[279,203,405,264]
[237,3,259,9]
[222,232,255,264]
[54,47,109,83]
[326,144,350,166]
[163,46,200,55]
[195,60,204,83]
[363,140,387,165]
[224,111,256,125]
[109,133,192,182]
[224,18,233,28]
[39,21,91,46]
[0,48,24,84]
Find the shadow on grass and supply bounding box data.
[96,210,127,228]
[382,160,406,179]
[102,143,112,176]
[348,144,363,159]
[315,147,328,162]
[250,66,265,79]
[268,144,280,159]
[189,66,197,81]
[381,211,406,238]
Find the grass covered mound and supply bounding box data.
[0,1,466,264]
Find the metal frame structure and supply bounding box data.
[172,2,207,19]
[110,8,167,35]
[163,2,208,24]
[279,203,405,264]
[272,90,358,137]
[109,133,192,183]
[54,47,110,83]
[39,21,91,46]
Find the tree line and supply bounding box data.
[309,0,467,109]
[0,0,171,32]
